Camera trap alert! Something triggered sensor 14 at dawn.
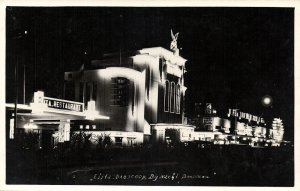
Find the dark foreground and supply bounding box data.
[6,143,294,186]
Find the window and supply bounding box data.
[127,138,136,146]
[159,59,163,80]
[170,82,175,113]
[164,80,170,112]
[131,83,135,114]
[115,137,123,146]
[146,66,151,100]
[111,77,129,106]
[164,81,180,113]
[175,84,181,114]
[163,64,168,79]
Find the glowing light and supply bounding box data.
[262,95,272,106]
[263,97,271,105]
[24,123,38,129]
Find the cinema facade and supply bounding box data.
[6,44,284,148]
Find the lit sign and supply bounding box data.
[44,97,84,112]
[228,109,265,124]
[9,118,14,139]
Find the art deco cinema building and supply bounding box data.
[64,44,194,146]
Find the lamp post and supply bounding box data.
[261,95,272,142]
[13,56,18,139]
[13,30,28,139]
[234,108,239,144]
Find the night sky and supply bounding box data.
[6,7,294,141]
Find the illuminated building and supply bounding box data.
[6,46,193,147]
[269,118,284,146]
[191,103,230,143]
[5,29,285,148]
[6,30,195,147]
[190,103,273,146]
[64,43,194,145]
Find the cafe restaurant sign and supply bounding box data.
[31,91,84,113]
[44,97,84,112]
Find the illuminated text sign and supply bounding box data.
[44,97,84,112]
[228,109,265,124]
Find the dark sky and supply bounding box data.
[6,7,294,141]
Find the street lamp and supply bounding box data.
[13,30,28,139]
[234,108,239,144]
[262,95,272,107]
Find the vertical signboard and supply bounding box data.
[58,123,64,143]
[58,121,71,142]
[64,123,70,141]
[9,118,14,139]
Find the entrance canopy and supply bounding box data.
[6,103,109,121]
[6,91,109,142]
[6,91,109,124]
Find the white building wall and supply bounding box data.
[192,131,217,141]
[236,122,246,135]
[223,119,231,133]
[253,126,267,138]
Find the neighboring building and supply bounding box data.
[202,116,231,133]
[190,104,274,145]
[193,103,230,132]
[192,103,231,144]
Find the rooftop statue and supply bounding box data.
[170,29,179,52]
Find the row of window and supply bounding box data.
[111,77,130,106]
[72,78,181,113]
[164,80,181,114]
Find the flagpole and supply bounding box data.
[23,64,26,104]
[14,56,18,139]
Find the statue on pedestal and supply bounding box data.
[170,29,179,55]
